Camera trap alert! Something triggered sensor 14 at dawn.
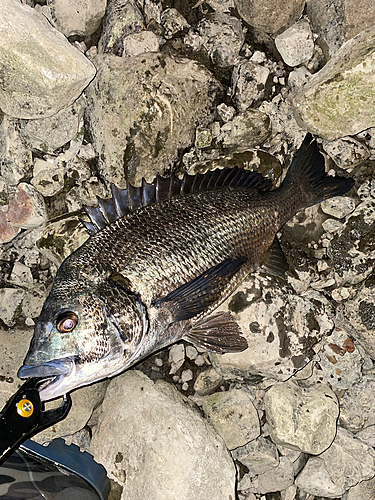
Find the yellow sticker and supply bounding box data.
[17,399,34,418]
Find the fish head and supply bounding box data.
[18,279,147,401]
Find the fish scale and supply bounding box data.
[17,134,355,401]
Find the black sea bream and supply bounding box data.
[18,135,354,401]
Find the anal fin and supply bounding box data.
[184,311,248,353]
[262,237,288,278]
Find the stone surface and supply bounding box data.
[320,196,356,219]
[0,0,96,119]
[344,476,375,500]
[232,436,279,476]
[275,19,314,67]
[160,8,189,38]
[6,183,47,229]
[9,262,33,288]
[219,109,271,150]
[234,0,305,34]
[292,27,375,140]
[90,370,236,500]
[295,427,375,498]
[122,31,160,57]
[85,52,222,186]
[232,61,270,111]
[339,376,375,432]
[201,389,260,449]
[0,289,25,327]
[194,367,223,396]
[264,381,339,455]
[257,456,295,494]
[0,210,21,244]
[46,0,107,37]
[322,136,370,171]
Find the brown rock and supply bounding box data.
[0,209,20,243]
[7,183,46,229]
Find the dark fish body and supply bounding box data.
[18,135,355,400]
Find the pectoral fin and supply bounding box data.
[262,237,289,278]
[184,311,248,353]
[153,256,247,322]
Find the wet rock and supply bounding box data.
[122,30,160,57]
[339,376,375,432]
[211,277,334,382]
[98,0,144,55]
[90,370,236,500]
[320,196,355,219]
[0,289,25,326]
[160,8,189,38]
[292,27,375,140]
[0,0,96,119]
[232,61,270,111]
[20,99,85,153]
[7,183,47,229]
[85,52,222,186]
[201,388,260,449]
[306,0,375,57]
[234,0,305,34]
[45,0,106,37]
[219,109,271,150]
[275,19,314,67]
[0,115,33,186]
[264,381,339,454]
[322,136,370,171]
[193,13,244,68]
[232,436,279,475]
[295,427,375,498]
[193,367,223,396]
[318,327,363,390]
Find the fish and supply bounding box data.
[18,134,354,401]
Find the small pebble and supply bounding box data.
[181,382,189,391]
[181,369,193,383]
[186,345,198,360]
[154,357,163,367]
[195,355,206,366]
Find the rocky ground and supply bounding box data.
[1,0,375,499]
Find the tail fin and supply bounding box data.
[282,134,355,208]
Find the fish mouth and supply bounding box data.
[17,357,75,402]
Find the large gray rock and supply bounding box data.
[292,27,375,140]
[85,52,222,186]
[295,427,375,498]
[90,370,236,500]
[264,381,339,455]
[275,19,314,67]
[0,0,96,119]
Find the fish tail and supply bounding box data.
[281,133,355,209]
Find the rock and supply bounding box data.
[193,367,223,396]
[8,262,33,288]
[306,0,375,57]
[31,166,65,197]
[287,66,312,92]
[232,61,270,111]
[257,456,295,494]
[321,218,344,234]
[65,176,107,212]
[45,0,107,37]
[194,13,244,68]
[232,436,279,476]
[6,183,47,229]
[0,0,96,119]
[98,0,144,56]
[234,0,305,34]
[320,196,356,219]
[211,277,334,383]
[339,376,375,432]
[169,343,185,364]
[0,210,21,244]
[264,381,339,454]
[201,389,260,449]
[36,214,88,266]
[122,31,160,57]
[0,288,25,326]
[85,52,222,186]
[356,425,375,448]
[20,99,85,153]
[21,285,47,321]
[217,103,236,122]
[275,19,314,67]
[344,476,375,500]
[292,27,375,140]
[160,8,189,38]
[295,427,375,498]
[0,115,33,186]
[322,136,370,171]
[34,381,108,444]
[318,327,363,390]
[219,109,271,150]
[181,369,193,383]
[90,370,236,499]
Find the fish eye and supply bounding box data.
[56,312,78,333]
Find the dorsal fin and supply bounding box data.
[82,167,273,235]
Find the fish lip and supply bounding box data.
[17,357,74,380]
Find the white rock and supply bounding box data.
[295,427,375,498]
[185,345,198,360]
[169,343,185,364]
[322,218,344,234]
[264,381,339,455]
[322,136,370,170]
[275,18,314,67]
[0,288,25,326]
[9,262,33,288]
[217,103,236,122]
[90,370,236,499]
[339,375,375,431]
[0,0,96,119]
[123,31,160,57]
[344,476,375,500]
[181,369,193,383]
[356,425,375,448]
[288,66,312,92]
[321,196,356,218]
[202,388,260,450]
[193,367,223,395]
[45,0,107,37]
